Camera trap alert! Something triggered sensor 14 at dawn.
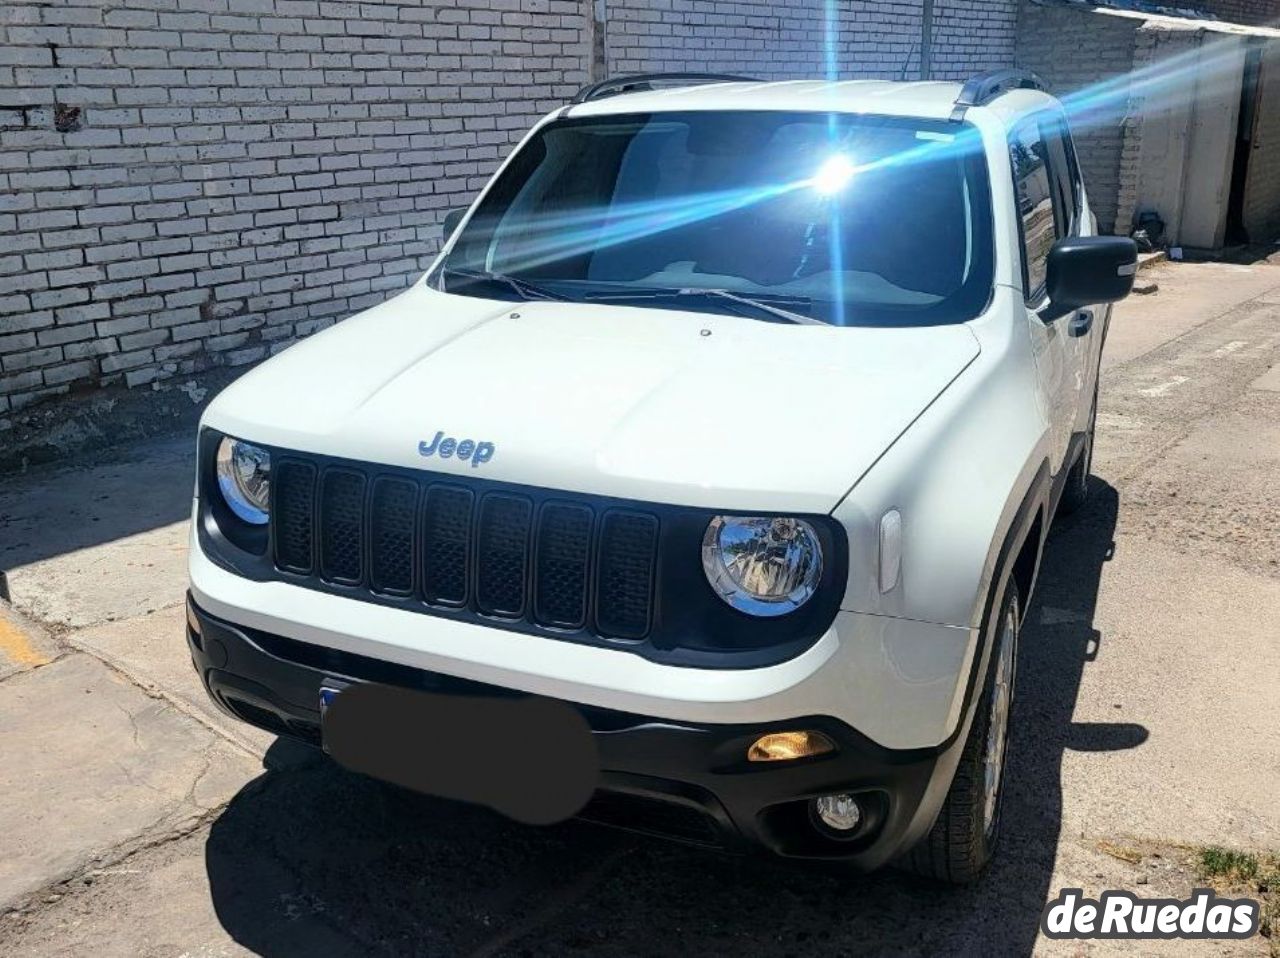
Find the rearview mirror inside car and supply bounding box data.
[1040,236,1139,322]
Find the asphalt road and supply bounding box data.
[0,257,1277,956]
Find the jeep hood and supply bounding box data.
[205,283,980,513]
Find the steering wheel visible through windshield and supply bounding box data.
[432,110,994,328]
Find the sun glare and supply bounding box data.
[812,154,857,195]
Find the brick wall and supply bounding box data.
[602,0,921,79]
[602,0,1017,80]
[929,0,1019,80]
[1016,1,1142,233]
[1194,0,1280,27]
[0,0,1020,430]
[0,0,590,425]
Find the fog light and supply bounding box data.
[747,730,835,763]
[813,793,863,833]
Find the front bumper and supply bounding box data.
[187,595,969,869]
[189,526,978,751]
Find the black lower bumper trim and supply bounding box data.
[185,593,962,869]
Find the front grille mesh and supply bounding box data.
[475,494,533,617]
[369,478,416,595]
[535,503,593,629]
[273,460,316,574]
[271,456,658,640]
[422,484,473,606]
[596,511,660,639]
[319,469,365,584]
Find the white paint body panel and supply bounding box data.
[192,82,1100,751]
[203,284,980,515]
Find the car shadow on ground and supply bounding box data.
[205,482,1145,956]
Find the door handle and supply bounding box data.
[1069,309,1094,337]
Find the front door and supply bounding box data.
[1044,113,1102,444]
[1010,116,1080,477]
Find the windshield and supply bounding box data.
[432,110,994,327]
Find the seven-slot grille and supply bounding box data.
[270,456,658,640]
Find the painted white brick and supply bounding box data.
[1,0,1022,404]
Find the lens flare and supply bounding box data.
[1055,32,1252,138]
[446,23,1255,313]
[812,153,857,194]
[484,180,807,275]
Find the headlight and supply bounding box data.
[216,436,271,525]
[701,516,823,616]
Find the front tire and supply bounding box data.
[899,583,1020,884]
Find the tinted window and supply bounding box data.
[1010,120,1058,298]
[437,111,995,328]
[1042,115,1081,236]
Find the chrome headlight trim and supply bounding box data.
[701,515,824,617]
[215,436,271,526]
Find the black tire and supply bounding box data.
[1058,387,1097,516]
[899,583,1020,884]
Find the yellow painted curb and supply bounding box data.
[0,615,50,668]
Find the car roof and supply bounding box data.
[565,79,1060,124]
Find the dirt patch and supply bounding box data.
[0,368,242,476]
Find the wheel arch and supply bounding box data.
[886,463,1050,864]
[1010,502,1046,624]
[946,457,1050,753]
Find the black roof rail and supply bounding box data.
[950,69,1047,120]
[571,72,759,105]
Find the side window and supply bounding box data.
[1010,120,1059,299]
[1042,115,1082,237]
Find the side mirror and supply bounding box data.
[442,207,467,239]
[1040,236,1138,322]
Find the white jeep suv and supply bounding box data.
[187,71,1137,883]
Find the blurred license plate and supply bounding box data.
[320,682,598,824]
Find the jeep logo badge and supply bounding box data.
[419,430,495,468]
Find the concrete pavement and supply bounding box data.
[0,438,192,628]
[0,603,56,681]
[0,654,260,910]
[0,258,1277,955]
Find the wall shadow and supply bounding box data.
[0,435,193,596]
[1190,244,1280,267]
[205,481,1142,955]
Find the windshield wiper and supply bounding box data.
[586,286,825,326]
[692,288,826,326]
[441,267,569,302]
